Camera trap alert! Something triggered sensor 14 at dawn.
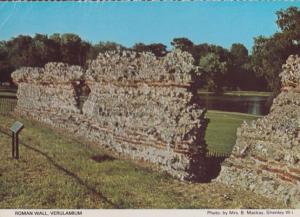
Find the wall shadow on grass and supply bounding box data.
[91,154,115,163]
[0,128,120,208]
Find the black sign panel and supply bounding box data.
[10,121,24,134]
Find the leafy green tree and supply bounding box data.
[197,44,232,90]
[171,39,234,91]
[229,43,255,90]
[276,7,300,44]
[46,33,62,62]
[229,44,266,91]
[0,41,14,83]
[230,44,248,67]
[0,33,95,83]
[171,37,194,53]
[32,34,59,66]
[6,35,36,68]
[199,52,227,93]
[60,33,91,66]
[252,34,298,92]
[88,41,125,60]
[252,7,300,93]
[133,43,167,57]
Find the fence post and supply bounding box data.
[12,132,15,158]
[16,132,19,159]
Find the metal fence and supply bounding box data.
[206,151,230,158]
[0,97,17,114]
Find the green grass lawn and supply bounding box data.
[0,114,283,209]
[205,110,260,154]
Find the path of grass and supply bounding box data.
[205,110,260,154]
[0,115,284,209]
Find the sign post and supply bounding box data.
[10,121,24,159]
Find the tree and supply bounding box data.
[229,43,248,90]
[171,37,194,53]
[170,39,234,91]
[0,41,14,83]
[33,34,60,66]
[252,7,300,93]
[88,41,125,60]
[230,44,248,67]
[276,7,300,44]
[252,34,298,92]
[199,52,227,93]
[6,35,37,68]
[228,43,256,90]
[229,44,266,91]
[133,43,167,57]
[192,43,231,64]
[60,33,91,66]
[46,33,63,62]
[0,33,95,83]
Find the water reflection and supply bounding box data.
[198,94,270,115]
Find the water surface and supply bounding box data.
[198,94,270,115]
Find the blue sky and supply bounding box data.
[0,2,300,51]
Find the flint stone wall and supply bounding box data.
[216,55,300,208]
[12,63,83,114]
[12,50,208,181]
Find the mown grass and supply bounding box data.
[205,110,260,154]
[0,115,284,209]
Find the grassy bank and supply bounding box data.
[0,115,283,209]
[205,110,260,154]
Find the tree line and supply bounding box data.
[0,6,299,94]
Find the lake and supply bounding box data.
[198,94,271,115]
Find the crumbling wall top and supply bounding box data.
[280,55,300,88]
[12,62,84,84]
[85,49,197,84]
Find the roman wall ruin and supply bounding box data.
[216,55,300,208]
[12,50,209,181]
[12,49,300,206]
